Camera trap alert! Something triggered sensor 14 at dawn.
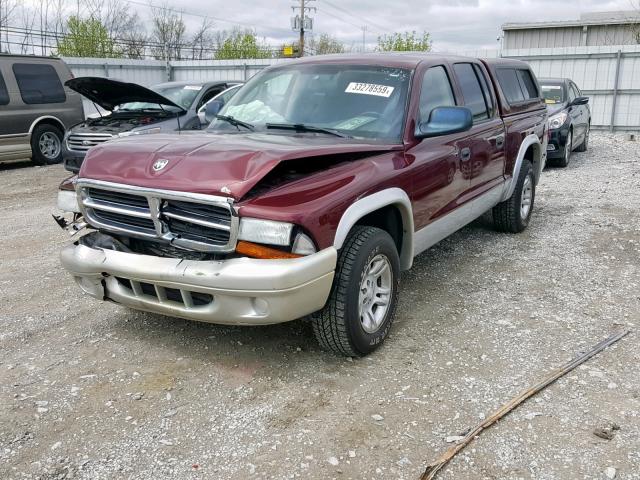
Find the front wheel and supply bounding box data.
[556,129,572,168]
[575,123,589,152]
[312,226,400,357]
[492,160,535,233]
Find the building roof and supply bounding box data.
[503,10,640,31]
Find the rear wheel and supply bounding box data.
[312,226,400,357]
[31,124,63,165]
[492,160,535,233]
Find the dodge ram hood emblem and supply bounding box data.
[152,159,169,171]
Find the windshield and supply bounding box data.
[208,64,411,142]
[540,83,564,105]
[119,85,202,111]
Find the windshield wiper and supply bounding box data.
[215,115,254,131]
[265,123,350,138]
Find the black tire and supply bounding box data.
[312,226,400,357]
[555,128,572,168]
[492,160,535,233]
[575,123,589,152]
[30,124,64,166]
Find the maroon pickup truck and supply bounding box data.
[57,53,547,356]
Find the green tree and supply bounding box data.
[215,29,272,59]
[57,16,120,58]
[308,33,345,55]
[377,30,431,52]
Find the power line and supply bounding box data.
[0,25,287,58]
[125,0,293,35]
[316,8,362,31]
[321,0,393,34]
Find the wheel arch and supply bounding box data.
[29,116,66,135]
[333,188,414,271]
[502,134,542,201]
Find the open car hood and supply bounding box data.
[78,132,403,201]
[65,77,185,112]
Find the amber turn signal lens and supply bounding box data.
[235,241,302,259]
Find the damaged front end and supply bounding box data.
[55,177,337,325]
[54,176,88,236]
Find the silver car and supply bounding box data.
[62,78,242,173]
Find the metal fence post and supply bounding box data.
[103,63,109,78]
[610,50,622,133]
[243,63,248,81]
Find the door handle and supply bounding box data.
[495,135,505,149]
[460,147,471,162]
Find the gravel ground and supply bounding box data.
[0,132,639,480]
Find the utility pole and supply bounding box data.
[361,25,367,53]
[300,0,305,56]
[292,0,315,57]
[0,0,3,54]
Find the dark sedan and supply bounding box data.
[540,78,590,167]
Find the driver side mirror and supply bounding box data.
[415,106,473,139]
[204,100,224,123]
[571,96,589,106]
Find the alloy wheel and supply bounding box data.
[39,132,61,160]
[358,253,392,334]
[520,174,533,220]
[564,131,572,165]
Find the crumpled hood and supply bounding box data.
[65,77,185,112]
[79,132,402,200]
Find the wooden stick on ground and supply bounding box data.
[420,329,631,480]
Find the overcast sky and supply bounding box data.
[147,0,637,52]
[18,0,639,52]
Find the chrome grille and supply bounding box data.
[78,180,238,252]
[67,133,113,152]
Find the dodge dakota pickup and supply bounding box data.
[57,53,547,356]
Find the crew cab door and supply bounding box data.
[451,62,506,200]
[407,65,468,228]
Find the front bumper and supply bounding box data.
[62,145,86,173]
[547,125,570,159]
[60,241,337,325]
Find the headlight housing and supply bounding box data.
[238,218,294,246]
[292,232,317,255]
[57,190,80,213]
[548,112,568,130]
[118,127,162,138]
[237,218,318,256]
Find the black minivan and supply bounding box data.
[0,55,84,165]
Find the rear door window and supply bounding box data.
[418,65,456,123]
[473,64,494,117]
[0,72,8,105]
[496,68,525,104]
[517,69,539,99]
[12,63,66,104]
[453,63,489,122]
